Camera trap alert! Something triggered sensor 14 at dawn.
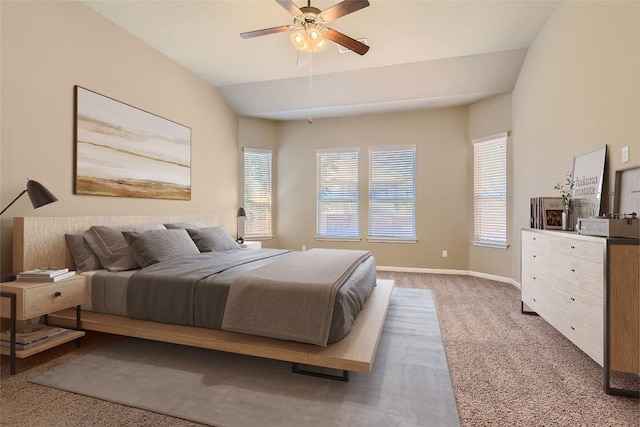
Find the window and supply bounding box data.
[316,148,359,239]
[368,146,416,241]
[243,148,272,238]
[472,132,508,248]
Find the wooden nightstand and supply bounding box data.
[240,241,262,249]
[0,275,86,374]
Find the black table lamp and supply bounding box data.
[0,179,58,216]
[236,207,246,243]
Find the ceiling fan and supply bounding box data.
[240,0,370,56]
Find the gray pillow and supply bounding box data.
[164,222,208,230]
[187,227,242,252]
[65,234,103,272]
[123,229,200,268]
[83,224,166,271]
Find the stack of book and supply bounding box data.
[0,324,69,351]
[16,268,76,282]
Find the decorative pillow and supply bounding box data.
[83,224,166,271]
[123,229,200,268]
[65,234,103,272]
[164,222,208,230]
[187,227,242,252]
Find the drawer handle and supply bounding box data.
[571,326,575,330]
[532,276,536,280]
[570,297,575,301]
[533,298,537,302]
[54,291,62,299]
[532,254,536,258]
[570,268,575,272]
[570,245,575,249]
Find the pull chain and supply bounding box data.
[307,50,313,124]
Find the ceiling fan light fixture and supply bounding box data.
[290,22,327,53]
[242,1,371,56]
[290,27,308,50]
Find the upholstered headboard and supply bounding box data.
[13,214,218,273]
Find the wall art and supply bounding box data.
[75,86,191,200]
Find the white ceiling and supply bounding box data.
[83,0,560,121]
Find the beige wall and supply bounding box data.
[512,0,640,282]
[275,108,471,270]
[468,93,513,278]
[3,1,636,282]
[0,1,238,274]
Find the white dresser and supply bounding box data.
[521,228,639,397]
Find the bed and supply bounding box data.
[12,215,394,376]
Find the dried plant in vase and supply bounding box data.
[554,172,574,230]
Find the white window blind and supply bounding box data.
[368,146,416,241]
[472,133,507,248]
[243,148,272,238]
[316,148,360,239]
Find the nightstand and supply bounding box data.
[240,241,262,249]
[0,275,86,374]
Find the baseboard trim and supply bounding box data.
[376,266,521,289]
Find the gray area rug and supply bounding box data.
[31,288,459,427]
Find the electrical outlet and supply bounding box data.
[442,250,448,258]
[622,145,629,163]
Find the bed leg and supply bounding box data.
[291,363,349,382]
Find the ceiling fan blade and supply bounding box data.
[324,28,369,55]
[240,25,293,39]
[320,0,370,22]
[276,0,303,16]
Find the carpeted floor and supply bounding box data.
[1,273,638,426]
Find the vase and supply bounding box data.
[562,207,573,231]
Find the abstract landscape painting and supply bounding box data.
[75,86,191,200]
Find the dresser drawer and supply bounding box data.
[550,251,603,297]
[522,230,604,263]
[552,237,603,263]
[1,276,86,320]
[522,230,554,249]
[542,299,603,366]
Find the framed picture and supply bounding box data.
[542,197,564,230]
[74,86,191,200]
[571,145,607,224]
[613,165,640,215]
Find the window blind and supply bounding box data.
[316,148,360,239]
[243,148,272,238]
[368,146,416,241]
[472,133,507,247]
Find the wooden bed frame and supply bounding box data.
[12,215,394,374]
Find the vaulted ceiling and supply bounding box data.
[84,0,559,120]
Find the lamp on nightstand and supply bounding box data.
[0,179,57,216]
[1,179,57,282]
[236,207,246,243]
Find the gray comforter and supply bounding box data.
[125,248,376,345]
[222,248,372,346]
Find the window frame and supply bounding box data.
[471,132,509,249]
[368,145,417,243]
[242,147,273,239]
[315,147,361,241]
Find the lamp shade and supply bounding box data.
[236,207,246,219]
[0,179,58,216]
[26,179,58,209]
